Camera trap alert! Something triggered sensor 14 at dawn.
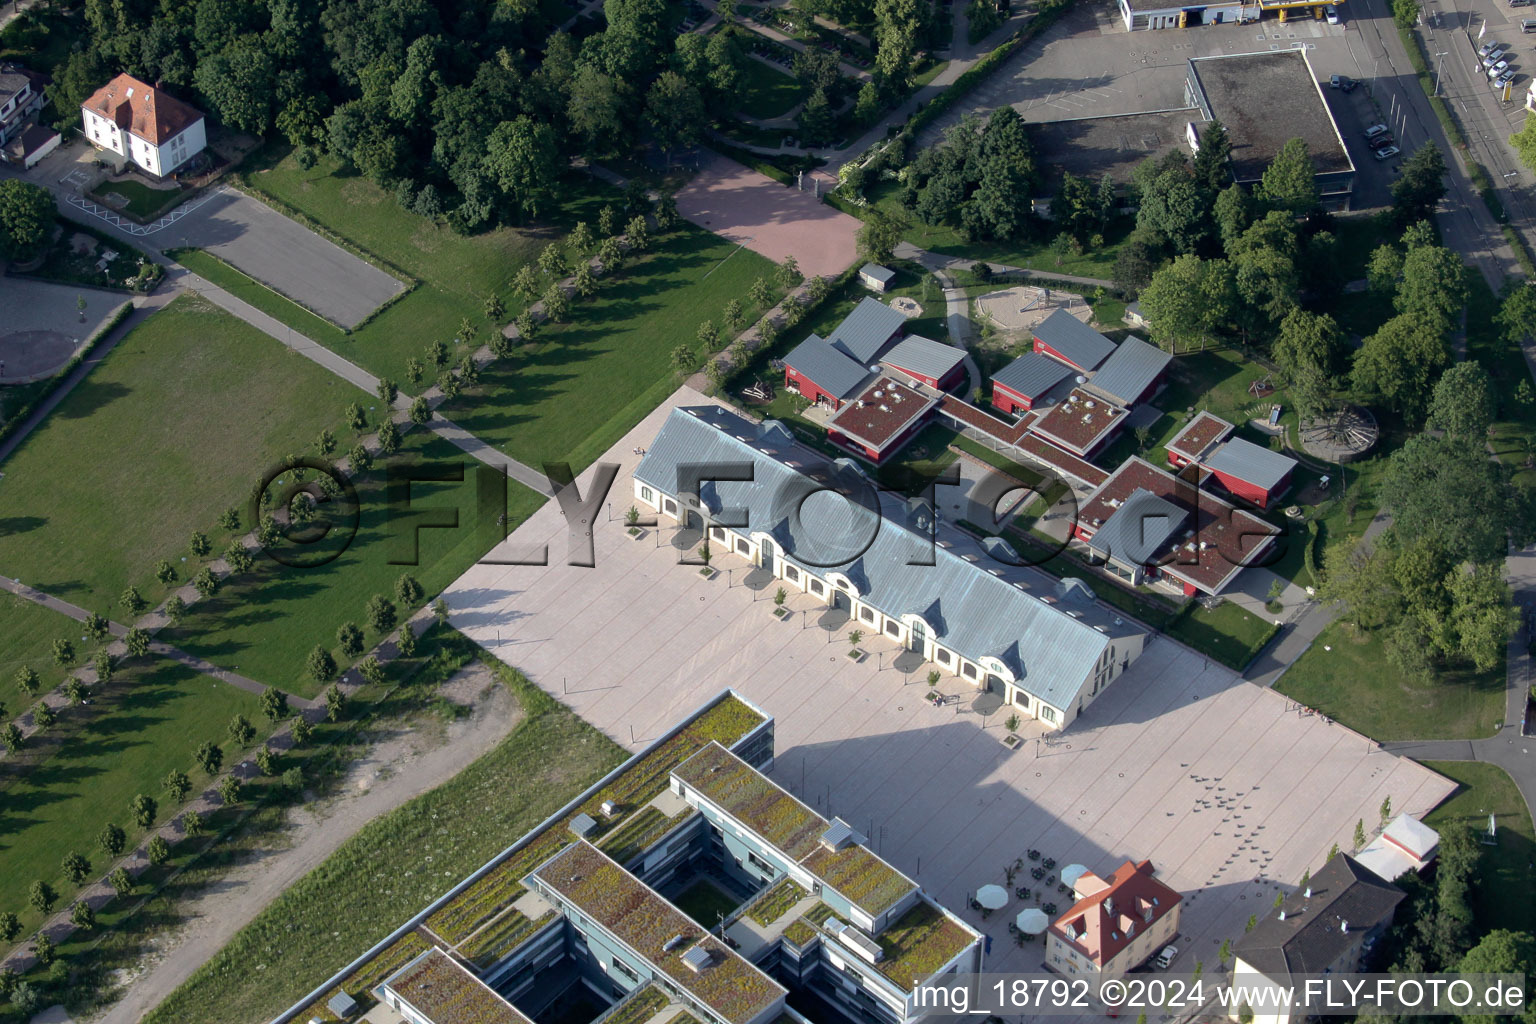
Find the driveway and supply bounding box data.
[442,385,1454,983]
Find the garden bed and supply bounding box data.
[20,218,160,292]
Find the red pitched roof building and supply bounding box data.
[1047,859,1183,977]
[80,73,206,178]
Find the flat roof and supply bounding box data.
[531,841,786,1024]
[1166,412,1234,463]
[1189,51,1353,182]
[1078,457,1279,594]
[1030,388,1129,456]
[1205,437,1297,492]
[827,376,937,451]
[1029,110,1194,191]
[381,948,533,1024]
[992,350,1074,401]
[675,743,918,918]
[1085,335,1171,406]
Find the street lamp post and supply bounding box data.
[1434,51,1449,96]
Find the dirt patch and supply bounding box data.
[87,663,520,1024]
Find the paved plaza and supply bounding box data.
[674,149,861,280]
[443,387,1454,980]
[0,278,130,382]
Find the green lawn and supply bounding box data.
[88,179,185,221]
[0,657,262,940]
[166,430,546,697]
[1165,600,1279,672]
[1421,761,1536,936]
[140,662,626,1024]
[734,57,807,119]
[169,248,349,343]
[0,596,81,713]
[0,295,367,613]
[1277,619,1506,741]
[672,878,744,928]
[438,224,778,470]
[241,148,615,383]
[1467,273,1536,486]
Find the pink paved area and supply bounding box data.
[674,150,861,280]
[443,387,1455,984]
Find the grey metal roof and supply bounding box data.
[883,335,965,382]
[635,407,1125,711]
[827,296,908,363]
[992,351,1073,399]
[860,263,896,283]
[682,944,714,971]
[821,820,855,848]
[327,991,360,1017]
[784,334,870,400]
[1205,437,1297,492]
[0,73,28,103]
[1084,488,1189,567]
[1085,335,1171,406]
[1033,309,1115,370]
[569,812,598,837]
[1233,855,1404,980]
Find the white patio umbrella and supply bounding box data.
[1016,907,1050,934]
[1060,863,1089,889]
[976,884,1009,910]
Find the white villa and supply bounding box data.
[80,73,205,177]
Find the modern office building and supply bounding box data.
[276,692,983,1024]
[633,405,1148,729]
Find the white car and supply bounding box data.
[1481,41,1500,56]
[1364,123,1390,138]
[1326,7,1340,23]
[1489,60,1511,78]
[1374,145,1401,160]
[1154,945,1180,969]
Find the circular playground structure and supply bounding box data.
[1299,405,1379,463]
[0,330,79,384]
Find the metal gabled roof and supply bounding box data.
[992,350,1074,399]
[884,335,966,382]
[1084,335,1171,405]
[636,407,1119,711]
[1205,437,1297,492]
[1084,488,1189,567]
[827,296,908,363]
[784,334,870,400]
[1033,309,1115,370]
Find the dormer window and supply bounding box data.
[1143,909,1153,923]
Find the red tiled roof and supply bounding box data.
[1050,859,1181,968]
[1166,412,1234,464]
[1076,457,1278,594]
[81,73,202,145]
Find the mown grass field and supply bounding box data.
[1277,619,1505,741]
[439,224,778,470]
[0,657,262,940]
[241,149,617,383]
[0,296,367,613]
[0,596,79,713]
[734,57,807,119]
[1422,760,1536,936]
[1164,600,1278,672]
[169,248,349,344]
[140,661,625,1024]
[165,430,545,697]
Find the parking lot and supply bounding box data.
[920,0,1430,208]
[442,386,1455,980]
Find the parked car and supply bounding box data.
[1481,41,1501,56]
[1330,74,1357,91]
[1368,133,1396,149]
[1499,69,1518,86]
[1483,47,1508,66]
[1326,6,1340,23]
[1489,60,1511,78]
[1374,145,1401,160]
[1154,945,1180,969]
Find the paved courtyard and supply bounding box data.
[674,149,861,279]
[442,387,1454,980]
[0,278,130,382]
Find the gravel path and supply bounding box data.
[84,663,522,1024]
